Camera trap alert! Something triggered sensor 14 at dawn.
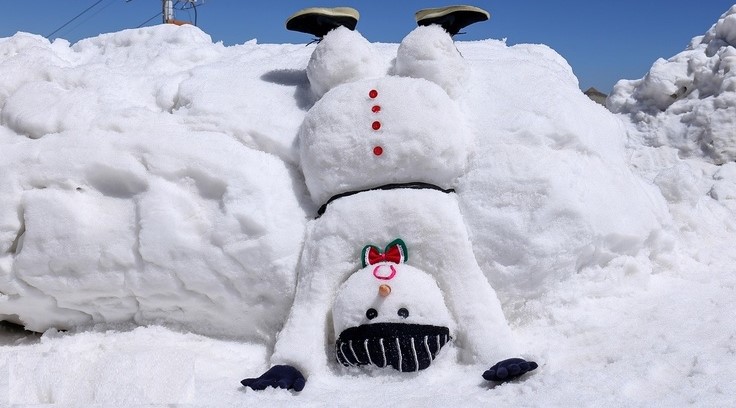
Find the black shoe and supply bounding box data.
[286,7,359,38]
[415,5,490,36]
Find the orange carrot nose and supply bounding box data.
[378,284,391,297]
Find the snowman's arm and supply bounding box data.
[418,202,519,363]
[268,251,354,377]
[437,259,519,363]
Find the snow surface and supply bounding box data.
[609,5,736,165]
[0,8,735,405]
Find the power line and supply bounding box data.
[137,12,163,28]
[58,0,118,40]
[46,0,107,38]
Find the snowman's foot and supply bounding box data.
[415,5,490,36]
[286,7,360,38]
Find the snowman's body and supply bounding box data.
[272,189,518,374]
[268,25,519,378]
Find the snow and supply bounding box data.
[0,6,735,405]
[306,26,389,99]
[609,5,736,164]
[395,24,470,99]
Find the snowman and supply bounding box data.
[242,5,537,392]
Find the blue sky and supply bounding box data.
[1,1,735,93]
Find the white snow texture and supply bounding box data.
[0,5,735,406]
[609,5,736,164]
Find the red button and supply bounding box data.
[373,146,383,156]
[372,121,381,130]
[371,105,381,113]
[369,89,378,99]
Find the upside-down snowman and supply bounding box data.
[242,5,537,392]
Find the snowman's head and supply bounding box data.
[332,239,454,372]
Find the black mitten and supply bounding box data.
[241,365,306,392]
[482,358,538,382]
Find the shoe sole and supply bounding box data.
[287,7,359,22]
[415,5,490,35]
[415,5,489,22]
[286,7,360,37]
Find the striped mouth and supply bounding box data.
[335,323,451,372]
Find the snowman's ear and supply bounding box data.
[361,244,381,268]
[393,24,469,99]
[307,27,389,99]
[385,239,408,264]
[361,238,408,267]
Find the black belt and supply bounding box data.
[316,182,455,218]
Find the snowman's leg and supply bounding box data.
[306,25,387,99]
[394,24,469,98]
[414,195,519,364]
[431,244,520,364]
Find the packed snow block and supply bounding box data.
[608,5,736,164]
[0,25,315,340]
[171,42,316,164]
[711,163,736,203]
[1,82,98,139]
[0,125,306,340]
[0,33,72,105]
[457,40,670,300]
[715,11,736,46]
[0,173,22,255]
[12,190,136,321]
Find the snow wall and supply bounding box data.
[609,5,736,165]
[0,23,673,342]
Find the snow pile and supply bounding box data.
[457,42,670,300]
[0,26,307,341]
[0,23,670,343]
[608,5,736,164]
[0,11,734,405]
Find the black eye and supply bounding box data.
[398,308,409,318]
[366,308,378,320]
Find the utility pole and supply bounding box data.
[162,0,200,25]
[162,0,175,24]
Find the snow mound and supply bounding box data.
[0,23,670,353]
[1,13,736,407]
[0,27,308,341]
[608,5,736,164]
